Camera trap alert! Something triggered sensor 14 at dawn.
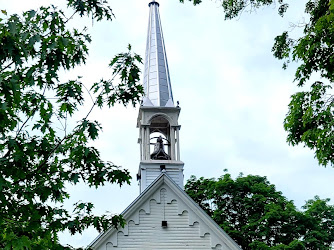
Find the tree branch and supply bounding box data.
[0,61,14,73]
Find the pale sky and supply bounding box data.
[2,0,334,248]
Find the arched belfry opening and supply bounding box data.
[138,111,181,162]
[149,115,173,161]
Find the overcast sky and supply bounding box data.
[2,0,334,248]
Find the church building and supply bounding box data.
[88,1,241,249]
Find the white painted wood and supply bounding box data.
[91,177,241,250]
[100,200,216,249]
[139,161,184,192]
[176,127,180,161]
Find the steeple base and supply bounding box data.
[138,160,184,192]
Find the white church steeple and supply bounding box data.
[137,1,184,193]
[88,3,242,249]
[142,0,174,107]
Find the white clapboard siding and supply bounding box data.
[91,175,240,250]
[102,189,222,249]
[146,169,161,184]
[146,169,181,188]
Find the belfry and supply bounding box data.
[89,2,240,249]
[137,0,184,192]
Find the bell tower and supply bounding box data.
[137,0,184,193]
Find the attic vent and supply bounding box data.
[162,220,167,228]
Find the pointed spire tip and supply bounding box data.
[149,0,159,7]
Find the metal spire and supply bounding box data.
[142,1,174,107]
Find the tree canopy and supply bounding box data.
[0,1,143,248]
[185,173,334,249]
[180,0,334,167]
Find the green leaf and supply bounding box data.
[71,173,80,184]
[8,21,17,35]
[87,122,99,140]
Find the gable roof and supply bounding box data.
[88,173,241,249]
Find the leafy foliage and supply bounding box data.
[275,0,334,167]
[180,0,334,167]
[0,1,143,248]
[302,196,334,249]
[185,174,334,249]
[179,0,289,19]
